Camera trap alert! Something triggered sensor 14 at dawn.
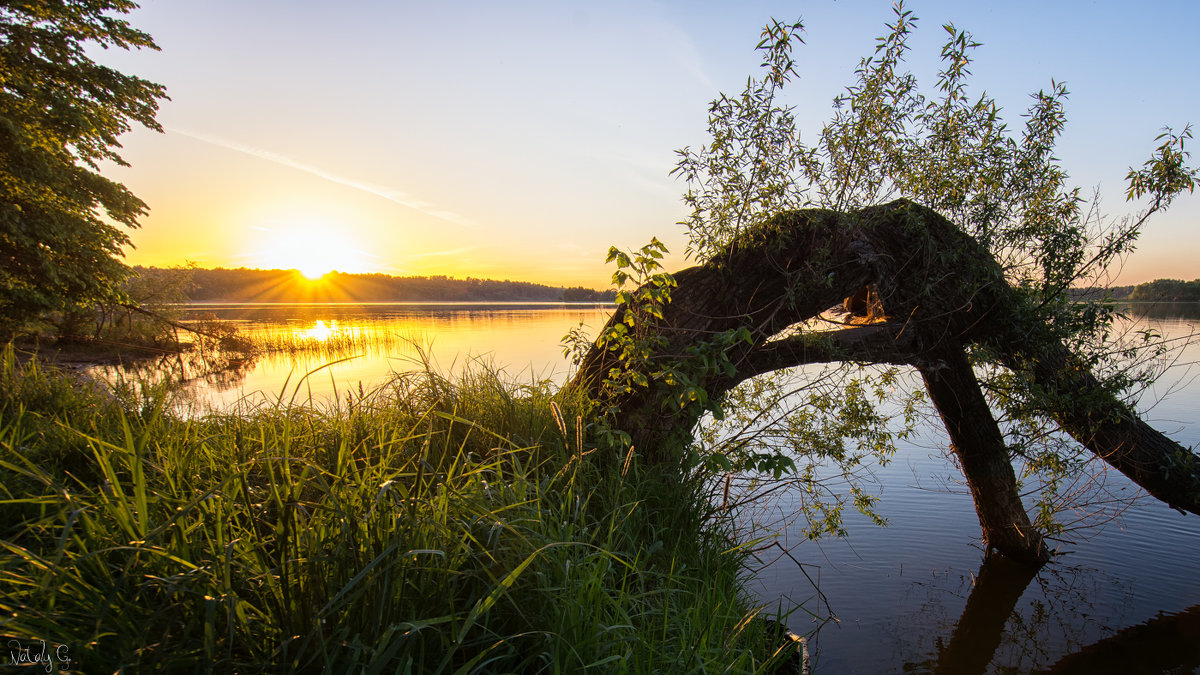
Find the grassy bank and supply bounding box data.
[0,346,791,673]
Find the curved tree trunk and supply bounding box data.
[918,343,1048,564]
[568,199,1200,565]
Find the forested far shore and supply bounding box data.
[1068,280,1200,303]
[129,265,1200,305]
[136,266,1200,305]
[1067,285,1134,301]
[1124,278,1200,302]
[131,266,617,303]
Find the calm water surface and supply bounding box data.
[751,311,1200,674]
[101,303,1200,672]
[165,302,612,411]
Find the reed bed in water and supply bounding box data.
[242,320,418,359]
[0,345,795,673]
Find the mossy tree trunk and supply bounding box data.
[568,199,1200,566]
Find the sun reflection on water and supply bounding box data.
[299,319,339,342]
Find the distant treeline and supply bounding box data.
[1068,285,1135,301]
[1126,278,1200,302]
[132,267,616,303]
[134,266,1200,305]
[1068,280,1200,303]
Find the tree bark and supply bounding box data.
[998,341,1200,516]
[918,344,1049,564]
[568,199,1200,564]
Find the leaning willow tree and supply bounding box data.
[565,6,1198,565]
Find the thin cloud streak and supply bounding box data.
[169,126,478,229]
[653,17,718,93]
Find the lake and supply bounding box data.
[93,302,1200,673]
[91,302,613,412]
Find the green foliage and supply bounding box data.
[0,352,792,673]
[0,0,166,334]
[672,18,811,261]
[565,238,677,449]
[1126,125,1198,209]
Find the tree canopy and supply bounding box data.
[567,4,1198,565]
[0,0,165,334]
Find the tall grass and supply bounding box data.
[0,345,793,673]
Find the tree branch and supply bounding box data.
[734,322,921,384]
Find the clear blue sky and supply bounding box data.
[101,0,1198,285]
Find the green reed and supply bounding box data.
[0,345,795,673]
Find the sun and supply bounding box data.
[297,262,330,281]
[252,222,372,279]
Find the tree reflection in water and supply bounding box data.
[866,554,1200,674]
[929,556,1038,674]
[1124,302,1200,322]
[1032,604,1200,674]
[86,345,256,410]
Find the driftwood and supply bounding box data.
[568,199,1200,565]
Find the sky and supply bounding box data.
[98,0,1199,287]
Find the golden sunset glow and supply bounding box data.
[111,3,1197,287]
[250,223,374,279]
[298,266,329,282]
[299,320,338,342]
